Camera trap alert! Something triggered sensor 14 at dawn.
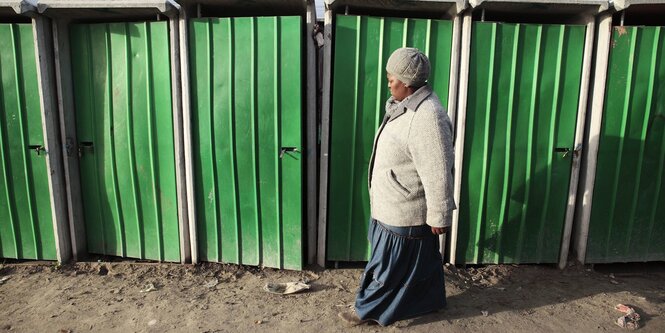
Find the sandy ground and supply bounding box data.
[0,259,663,333]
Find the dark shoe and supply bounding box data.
[338,310,370,326]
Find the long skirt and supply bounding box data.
[355,218,446,326]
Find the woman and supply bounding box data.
[339,47,456,326]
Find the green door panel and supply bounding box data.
[70,22,180,262]
[587,26,665,263]
[189,16,303,270]
[458,22,585,264]
[327,15,453,261]
[0,23,57,260]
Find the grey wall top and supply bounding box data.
[0,0,36,14]
[613,0,665,10]
[177,0,310,12]
[38,0,180,17]
[470,0,609,12]
[325,0,466,16]
[469,0,610,18]
[176,0,312,17]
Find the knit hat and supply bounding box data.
[385,47,430,87]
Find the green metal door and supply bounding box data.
[0,23,57,260]
[586,26,665,263]
[189,17,303,270]
[327,15,453,261]
[457,22,585,264]
[70,22,180,262]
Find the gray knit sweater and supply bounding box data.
[368,85,456,228]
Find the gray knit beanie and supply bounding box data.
[385,47,430,87]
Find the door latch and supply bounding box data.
[554,147,571,158]
[279,147,299,158]
[78,142,94,157]
[28,145,45,156]
[555,144,583,158]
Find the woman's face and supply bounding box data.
[387,74,410,102]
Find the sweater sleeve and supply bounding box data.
[407,101,457,228]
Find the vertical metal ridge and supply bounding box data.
[183,12,198,264]
[105,24,125,257]
[645,127,665,254]
[17,24,40,256]
[475,23,497,263]
[496,24,520,263]
[228,19,241,263]
[605,27,637,258]
[645,27,663,257]
[10,24,38,258]
[424,19,432,56]
[371,16,384,257]
[86,25,107,253]
[273,16,283,268]
[125,24,143,258]
[0,58,19,256]
[452,13,471,264]
[1,24,20,257]
[249,16,261,264]
[143,23,163,261]
[345,15,361,260]
[625,28,659,253]
[207,20,221,262]
[402,18,408,47]
[537,25,565,260]
[516,25,542,262]
[374,18,384,130]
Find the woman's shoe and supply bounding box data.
[338,310,370,326]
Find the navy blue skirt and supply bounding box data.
[355,218,446,326]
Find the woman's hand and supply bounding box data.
[431,226,450,235]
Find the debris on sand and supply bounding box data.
[302,271,320,283]
[615,304,641,330]
[98,265,109,276]
[0,276,10,285]
[140,283,158,293]
[204,278,219,289]
[263,282,310,295]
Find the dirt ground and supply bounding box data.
[0,259,663,333]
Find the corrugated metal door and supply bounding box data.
[327,15,453,261]
[457,22,585,264]
[0,23,57,260]
[586,26,665,263]
[189,17,303,270]
[70,22,180,262]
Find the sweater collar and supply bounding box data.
[385,85,432,122]
[403,85,432,111]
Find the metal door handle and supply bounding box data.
[28,145,45,156]
[78,142,94,157]
[554,147,571,158]
[279,147,299,158]
[554,144,582,158]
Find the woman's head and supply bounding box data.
[385,47,430,101]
